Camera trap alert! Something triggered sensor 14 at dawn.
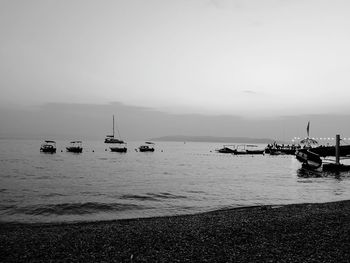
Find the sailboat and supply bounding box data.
[105,115,127,152]
[104,115,124,144]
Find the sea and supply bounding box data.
[1,139,350,223]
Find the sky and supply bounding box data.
[1,0,350,140]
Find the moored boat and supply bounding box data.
[216,145,236,153]
[40,140,57,153]
[66,141,83,153]
[234,144,264,155]
[110,143,127,153]
[139,142,155,152]
[104,115,125,144]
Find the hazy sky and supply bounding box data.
[1,0,350,140]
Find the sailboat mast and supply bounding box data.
[113,115,115,137]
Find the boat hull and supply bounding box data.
[40,148,56,153]
[234,150,265,155]
[295,149,322,169]
[139,148,154,152]
[110,147,127,153]
[216,147,236,154]
[267,148,296,155]
[66,147,83,153]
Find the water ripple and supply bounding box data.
[7,202,143,216]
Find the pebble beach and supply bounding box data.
[1,200,350,262]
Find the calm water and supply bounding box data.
[1,139,350,223]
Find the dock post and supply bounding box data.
[336,134,340,165]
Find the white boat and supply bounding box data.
[40,140,57,153]
[104,115,125,144]
[66,141,83,153]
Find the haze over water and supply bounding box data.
[1,139,350,223]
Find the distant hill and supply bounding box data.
[150,135,282,144]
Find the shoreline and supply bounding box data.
[1,200,350,262]
[0,201,337,226]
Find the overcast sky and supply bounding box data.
[1,0,350,140]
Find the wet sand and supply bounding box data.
[1,200,350,262]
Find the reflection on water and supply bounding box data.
[1,139,350,223]
[297,167,350,179]
[297,168,323,178]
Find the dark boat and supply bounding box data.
[110,143,127,153]
[295,149,322,169]
[40,140,57,153]
[234,144,264,155]
[104,115,124,144]
[216,145,236,153]
[66,141,83,153]
[139,142,155,152]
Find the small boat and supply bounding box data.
[40,140,57,153]
[216,145,236,154]
[295,149,322,169]
[138,142,155,152]
[110,143,127,153]
[66,141,83,153]
[104,115,125,144]
[234,144,265,155]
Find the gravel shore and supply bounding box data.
[1,200,350,262]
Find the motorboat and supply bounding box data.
[66,141,83,153]
[138,142,155,152]
[40,140,57,153]
[234,144,265,155]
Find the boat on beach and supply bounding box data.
[40,140,57,153]
[66,141,83,153]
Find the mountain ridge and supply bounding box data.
[149,135,283,144]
